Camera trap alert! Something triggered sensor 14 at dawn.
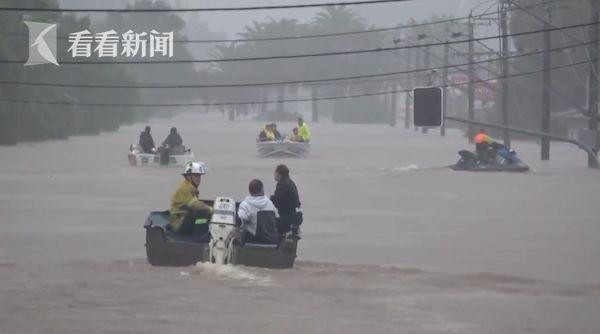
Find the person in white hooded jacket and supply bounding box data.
[237,179,278,240]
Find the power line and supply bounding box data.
[1,39,593,89]
[0,0,414,13]
[508,0,587,44]
[0,15,471,44]
[508,0,600,79]
[0,0,568,44]
[0,21,596,64]
[0,58,593,107]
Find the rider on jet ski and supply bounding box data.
[474,128,517,164]
[474,128,496,163]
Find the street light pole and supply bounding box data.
[541,7,552,160]
[442,41,449,137]
[588,0,599,167]
[404,47,412,129]
[423,43,431,134]
[500,0,511,146]
[467,13,476,142]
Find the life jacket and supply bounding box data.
[265,129,275,141]
[298,123,311,141]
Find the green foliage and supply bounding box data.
[0,0,193,144]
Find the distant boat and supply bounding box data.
[256,140,310,157]
[128,144,194,167]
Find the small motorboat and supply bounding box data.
[144,197,299,269]
[128,144,194,167]
[256,140,310,157]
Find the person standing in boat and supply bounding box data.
[270,164,302,234]
[138,125,155,153]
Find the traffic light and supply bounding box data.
[413,87,443,127]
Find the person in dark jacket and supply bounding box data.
[271,123,282,141]
[270,164,301,234]
[138,126,155,153]
[159,127,184,164]
[163,127,183,148]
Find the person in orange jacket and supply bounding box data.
[473,128,494,162]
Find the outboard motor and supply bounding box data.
[208,197,237,265]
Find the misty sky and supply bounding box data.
[59,0,500,38]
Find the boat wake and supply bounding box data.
[187,262,272,286]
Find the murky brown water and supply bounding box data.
[1,113,599,333]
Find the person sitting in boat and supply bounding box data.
[289,127,303,142]
[163,127,183,150]
[237,179,279,244]
[138,125,155,153]
[169,162,213,236]
[258,124,276,142]
[271,123,283,141]
[159,127,184,163]
[297,118,311,142]
[270,164,302,235]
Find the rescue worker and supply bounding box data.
[270,164,302,234]
[297,118,311,142]
[474,128,494,162]
[237,179,279,244]
[138,125,155,153]
[169,161,213,236]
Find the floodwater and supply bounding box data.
[1,112,599,334]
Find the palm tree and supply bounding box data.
[309,6,390,122]
[208,18,308,117]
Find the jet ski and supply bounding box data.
[144,197,299,268]
[128,144,193,167]
[451,143,529,172]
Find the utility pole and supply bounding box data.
[441,41,449,137]
[415,38,422,132]
[404,47,412,129]
[500,0,511,146]
[541,7,552,160]
[311,87,319,122]
[405,90,412,129]
[467,13,475,142]
[423,44,431,134]
[390,83,397,127]
[588,0,599,167]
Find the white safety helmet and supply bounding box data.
[182,161,207,175]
